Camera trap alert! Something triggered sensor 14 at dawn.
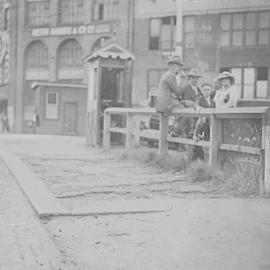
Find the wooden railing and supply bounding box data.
[103,106,270,193]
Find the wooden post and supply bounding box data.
[126,112,135,151]
[134,115,141,148]
[159,113,169,156]
[263,112,270,193]
[209,114,222,168]
[103,111,111,150]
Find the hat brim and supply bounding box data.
[218,75,235,85]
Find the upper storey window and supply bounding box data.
[220,11,270,47]
[58,0,83,24]
[93,0,120,21]
[149,16,176,51]
[25,1,49,26]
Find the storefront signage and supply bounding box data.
[32,24,111,37]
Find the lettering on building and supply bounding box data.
[32,24,111,37]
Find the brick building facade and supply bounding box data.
[0,0,134,134]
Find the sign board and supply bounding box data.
[32,24,112,37]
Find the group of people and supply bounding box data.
[156,55,239,144]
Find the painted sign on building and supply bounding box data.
[32,24,112,37]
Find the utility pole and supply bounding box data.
[175,0,183,59]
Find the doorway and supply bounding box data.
[63,102,77,135]
[100,68,125,143]
[100,67,123,105]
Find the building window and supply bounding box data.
[220,11,270,47]
[256,67,268,97]
[259,12,270,45]
[25,41,49,68]
[45,92,59,119]
[149,16,176,51]
[58,39,83,67]
[184,16,195,48]
[58,0,83,24]
[25,1,49,26]
[221,67,268,98]
[4,7,10,31]
[93,0,120,21]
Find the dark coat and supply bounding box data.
[156,71,183,113]
[180,84,202,102]
[195,95,215,108]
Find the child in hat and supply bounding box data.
[193,83,215,141]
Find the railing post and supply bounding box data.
[126,112,135,151]
[134,115,141,147]
[159,113,169,156]
[263,112,270,193]
[103,110,111,150]
[209,114,222,168]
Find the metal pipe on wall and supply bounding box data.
[175,0,184,59]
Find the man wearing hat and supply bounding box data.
[214,71,240,108]
[180,68,203,102]
[156,56,185,114]
[174,68,203,138]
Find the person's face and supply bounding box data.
[202,85,212,98]
[220,77,231,89]
[189,76,199,87]
[170,63,182,75]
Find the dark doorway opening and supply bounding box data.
[63,102,77,135]
[100,67,125,143]
[0,99,8,114]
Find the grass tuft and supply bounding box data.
[115,147,188,172]
[187,160,224,183]
[115,147,261,197]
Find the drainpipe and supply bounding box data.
[126,0,135,107]
[10,0,19,132]
[175,0,183,59]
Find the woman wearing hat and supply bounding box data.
[214,71,240,108]
[156,56,185,114]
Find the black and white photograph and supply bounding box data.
[0,0,270,269]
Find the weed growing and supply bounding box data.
[115,147,188,172]
[114,147,261,197]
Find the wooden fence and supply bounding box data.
[103,106,270,194]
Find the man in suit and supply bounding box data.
[156,56,185,115]
[180,68,202,102]
[177,68,205,160]
[176,68,203,138]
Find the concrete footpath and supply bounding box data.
[0,158,65,270]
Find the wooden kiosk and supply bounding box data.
[83,43,135,145]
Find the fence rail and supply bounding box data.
[103,106,270,194]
